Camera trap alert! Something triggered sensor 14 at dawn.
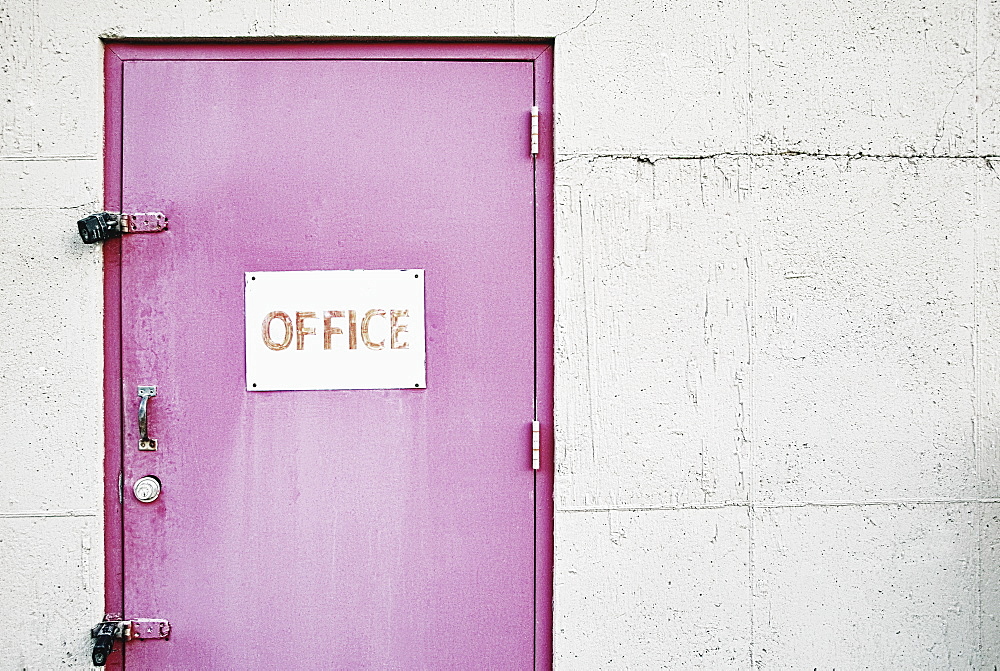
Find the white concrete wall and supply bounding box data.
[1,0,998,667]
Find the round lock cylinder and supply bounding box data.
[133,476,161,503]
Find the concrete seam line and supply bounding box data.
[556,152,1000,161]
[0,510,100,518]
[558,497,1000,513]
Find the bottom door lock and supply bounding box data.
[90,620,123,666]
[91,617,170,666]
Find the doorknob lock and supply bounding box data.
[133,476,161,503]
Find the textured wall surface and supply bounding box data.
[2,0,999,668]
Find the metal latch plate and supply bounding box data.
[127,618,171,640]
[124,212,168,233]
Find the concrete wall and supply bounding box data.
[1,0,998,667]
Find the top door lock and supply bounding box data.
[77,212,168,244]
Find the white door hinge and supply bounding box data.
[532,420,540,470]
[530,106,539,156]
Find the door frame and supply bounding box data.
[102,41,554,667]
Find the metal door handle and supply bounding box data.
[138,386,158,451]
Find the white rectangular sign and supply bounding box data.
[245,270,426,391]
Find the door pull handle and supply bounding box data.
[138,386,158,451]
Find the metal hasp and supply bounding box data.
[77,211,168,244]
[91,618,171,666]
[138,385,158,451]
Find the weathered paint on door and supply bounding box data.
[102,43,553,669]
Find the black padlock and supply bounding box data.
[78,212,122,244]
[91,620,123,666]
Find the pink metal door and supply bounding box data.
[103,43,553,669]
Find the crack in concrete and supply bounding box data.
[555,0,599,37]
[932,67,977,155]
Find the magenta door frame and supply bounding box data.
[102,41,553,668]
